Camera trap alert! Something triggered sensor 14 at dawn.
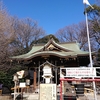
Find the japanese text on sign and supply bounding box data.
[61,68,96,77]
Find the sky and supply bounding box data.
[3,0,96,34]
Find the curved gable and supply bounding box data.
[37,39,73,52]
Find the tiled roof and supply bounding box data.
[10,39,92,60]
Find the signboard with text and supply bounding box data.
[40,84,57,100]
[60,68,100,78]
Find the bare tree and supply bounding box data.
[55,21,97,51]
[0,2,15,71]
[0,1,46,71]
[86,4,100,48]
[10,17,46,55]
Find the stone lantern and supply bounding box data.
[42,64,53,83]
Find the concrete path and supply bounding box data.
[23,93,39,100]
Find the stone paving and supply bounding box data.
[25,93,39,100]
[19,93,100,100]
[22,93,100,100]
[85,93,100,100]
[1,93,100,100]
[77,93,100,100]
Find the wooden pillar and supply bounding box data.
[33,68,36,89]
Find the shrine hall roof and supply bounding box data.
[10,39,93,60]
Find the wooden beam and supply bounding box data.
[33,69,36,90]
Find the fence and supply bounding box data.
[60,67,100,100]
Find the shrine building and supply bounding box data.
[11,39,94,88]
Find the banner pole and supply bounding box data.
[84,4,97,100]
